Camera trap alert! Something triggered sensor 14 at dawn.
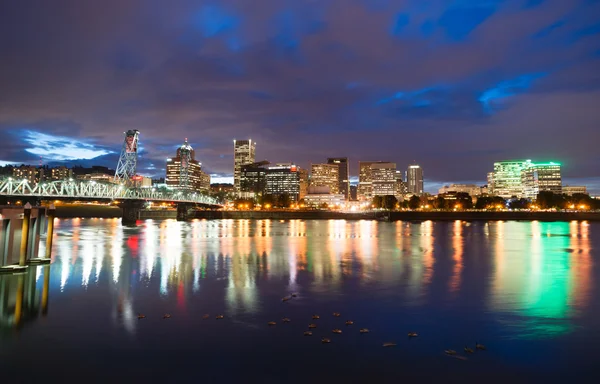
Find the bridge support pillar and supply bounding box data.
[177,203,194,221]
[120,201,145,226]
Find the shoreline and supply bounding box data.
[51,205,600,221]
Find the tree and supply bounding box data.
[475,196,506,210]
[382,195,397,210]
[277,193,291,208]
[260,194,276,208]
[434,196,447,210]
[408,195,421,210]
[371,196,383,209]
[454,192,473,209]
[509,198,529,210]
[535,191,555,209]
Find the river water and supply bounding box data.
[1,219,598,383]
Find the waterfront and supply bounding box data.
[1,219,599,382]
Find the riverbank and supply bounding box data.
[51,204,600,221]
[194,210,600,221]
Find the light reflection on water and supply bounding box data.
[0,218,598,380]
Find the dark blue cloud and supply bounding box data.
[0,0,599,192]
[437,4,498,41]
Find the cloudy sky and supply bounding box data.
[1,0,599,192]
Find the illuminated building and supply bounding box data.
[395,170,407,199]
[304,193,346,208]
[310,163,339,194]
[264,163,303,201]
[210,183,235,194]
[76,172,116,183]
[438,184,483,196]
[563,185,587,196]
[233,139,256,195]
[299,168,309,199]
[12,165,41,183]
[327,157,349,200]
[358,161,376,201]
[240,161,268,199]
[371,162,396,196]
[165,139,210,193]
[521,162,562,199]
[50,166,72,181]
[406,164,424,195]
[489,160,531,199]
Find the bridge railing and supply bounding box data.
[0,178,219,205]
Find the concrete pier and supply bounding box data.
[0,205,48,273]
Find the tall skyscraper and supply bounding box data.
[310,163,339,194]
[327,157,349,200]
[166,139,210,193]
[521,162,562,199]
[371,162,396,196]
[358,161,376,201]
[490,160,531,199]
[406,164,424,195]
[233,139,256,195]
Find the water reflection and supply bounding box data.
[489,221,594,338]
[34,219,597,341]
[0,265,51,331]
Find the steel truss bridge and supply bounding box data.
[0,177,220,206]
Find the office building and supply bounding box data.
[166,139,210,193]
[371,162,396,196]
[327,157,350,200]
[299,168,309,200]
[395,170,407,199]
[240,161,269,199]
[406,164,424,195]
[12,165,42,183]
[563,185,588,196]
[489,160,531,199]
[521,162,562,199]
[310,163,339,194]
[304,192,346,208]
[264,163,304,201]
[438,184,483,196]
[233,139,256,195]
[358,161,376,201]
[51,166,73,181]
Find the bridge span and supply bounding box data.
[0,177,222,223]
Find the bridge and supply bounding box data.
[0,130,222,224]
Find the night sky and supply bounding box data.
[1,0,599,192]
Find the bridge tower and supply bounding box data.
[115,130,140,185]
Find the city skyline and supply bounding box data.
[1,1,599,193]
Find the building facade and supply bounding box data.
[240,161,268,199]
[304,193,346,208]
[438,184,483,196]
[12,166,42,183]
[310,163,339,194]
[395,170,407,199]
[50,166,73,181]
[521,162,562,199]
[264,163,303,201]
[490,160,531,199]
[406,164,424,195]
[166,139,210,193]
[371,162,396,196]
[358,161,376,201]
[563,185,588,196]
[327,157,350,200]
[233,139,256,195]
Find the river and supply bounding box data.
[1,218,598,382]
